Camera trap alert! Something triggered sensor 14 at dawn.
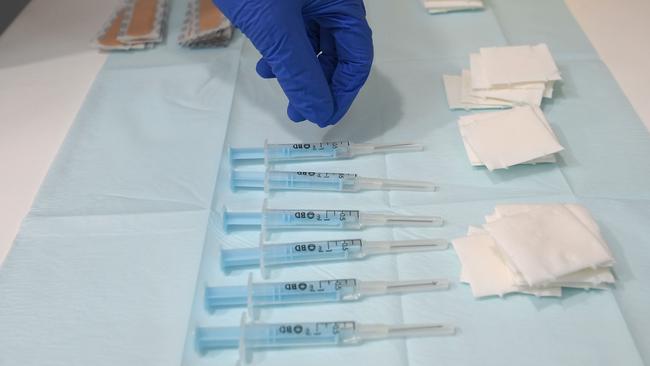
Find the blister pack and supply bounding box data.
[92,0,169,51]
[178,0,233,48]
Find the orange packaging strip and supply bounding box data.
[92,6,148,50]
[118,0,169,43]
[92,0,168,51]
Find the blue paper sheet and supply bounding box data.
[1,0,649,365]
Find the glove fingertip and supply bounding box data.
[287,104,306,123]
[256,58,276,79]
[320,115,342,128]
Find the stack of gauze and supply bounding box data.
[453,204,616,298]
[458,105,564,170]
[178,0,234,48]
[420,0,484,14]
[443,44,561,109]
[93,0,169,51]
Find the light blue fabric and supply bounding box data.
[1,0,649,366]
[0,2,244,364]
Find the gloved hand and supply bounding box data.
[213,0,373,127]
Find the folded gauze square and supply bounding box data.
[483,205,615,286]
[484,204,615,287]
[443,74,509,110]
[492,203,613,257]
[454,232,519,297]
[459,105,564,170]
[462,69,545,106]
[458,110,558,167]
[480,44,562,86]
[454,227,562,298]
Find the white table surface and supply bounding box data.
[1,0,649,266]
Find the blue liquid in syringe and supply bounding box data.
[266,142,350,161]
[220,239,365,272]
[252,279,357,304]
[206,279,359,310]
[269,171,357,191]
[246,321,354,348]
[197,321,356,352]
[265,209,361,229]
[264,239,364,266]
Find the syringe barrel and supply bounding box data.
[262,141,422,163]
[206,280,359,311]
[230,170,356,191]
[262,239,364,267]
[196,322,356,353]
[247,321,355,348]
[220,239,365,272]
[223,209,363,231]
[267,171,357,192]
[265,141,353,162]
[253,279,358,305]
[229,141,422,164]
[263,209,363,229]
[224,207,441,231]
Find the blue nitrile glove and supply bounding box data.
[213,0,374,127]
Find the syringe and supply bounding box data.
[206,273,449,317]
[231,169,437,193]
[196,313,456,364]
[229,140,423,164]
[222,200,444,233]
[221,236,449,278]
